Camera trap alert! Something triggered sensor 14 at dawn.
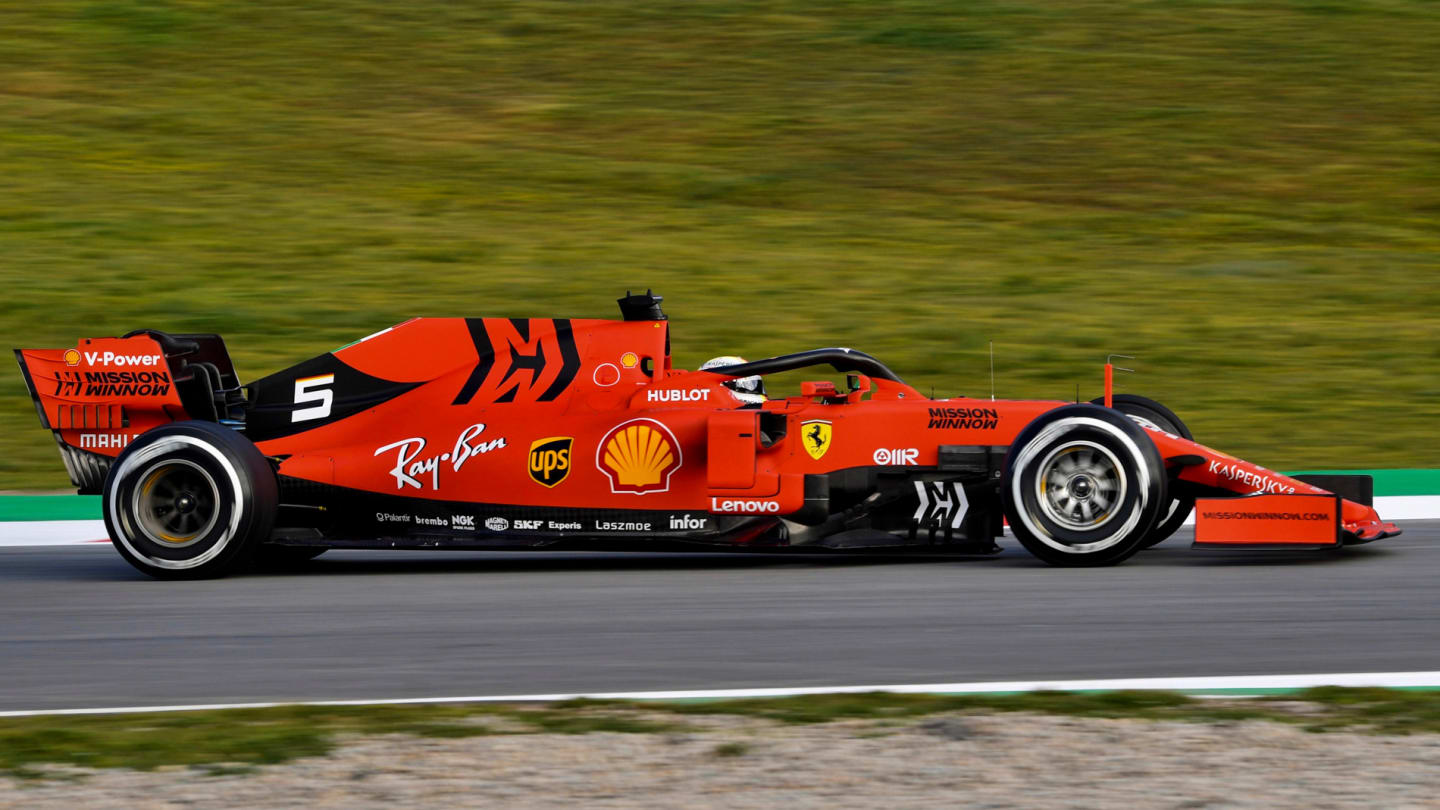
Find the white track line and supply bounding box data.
[3,671,1438,718]
[1365,495,1440,520]
[0,519,107,547]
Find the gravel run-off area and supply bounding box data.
[4,712,1440,809]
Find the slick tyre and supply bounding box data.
[1090,394,1195,548]
[1003,404,1167,567]
[103,421,278,580]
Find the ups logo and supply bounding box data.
[529,437,573,487]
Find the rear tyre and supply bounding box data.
[1003,404,1167,567]
[1090,394,1194,548]
[103,421,277,580]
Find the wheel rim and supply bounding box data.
[132,459,220,549]
[1034,441,1127,532]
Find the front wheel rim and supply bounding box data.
[1034,441,1127,532]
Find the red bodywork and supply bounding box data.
[1193,493,1343,549]
[15,311,1398,549]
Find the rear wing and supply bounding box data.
[13,331,244,493]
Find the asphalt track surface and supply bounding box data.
[2,523,1437,711]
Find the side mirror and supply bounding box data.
[846,374,872,403]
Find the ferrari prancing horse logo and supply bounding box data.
[801,420,832,461]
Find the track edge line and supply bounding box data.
[5,671,1440,718]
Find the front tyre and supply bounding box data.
[103,421,278,579]
[1090,394,1194,548]
[1003,404,1167,567]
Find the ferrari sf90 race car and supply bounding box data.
[14,292,1399,578]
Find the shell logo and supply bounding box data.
[63,349,80,366]
[597,418,682,494]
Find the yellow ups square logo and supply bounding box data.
[529,437,573,487]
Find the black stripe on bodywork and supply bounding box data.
[451,318,495,406]
[244,354,423,442]
[13,349,51,429]
[456,318,580,406]
[540,318,580,401]
[494,318,540,404]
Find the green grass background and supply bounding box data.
[5,689,1440,777]
[2,0,1437,489]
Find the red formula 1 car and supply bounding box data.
[14,292,1399,578]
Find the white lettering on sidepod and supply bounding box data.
[647,389,710,403]
[710,498,781,514]
[374,424,507,490]
[873,448,919,466]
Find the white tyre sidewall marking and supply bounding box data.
[1123,412,1184,524]
[109,435,245,570]
[1125,414,1162,432]
[1010,416,1152,555]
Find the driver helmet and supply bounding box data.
[700,356,766,405]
